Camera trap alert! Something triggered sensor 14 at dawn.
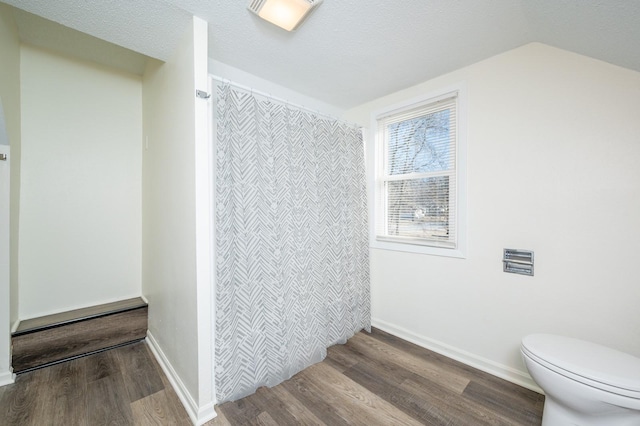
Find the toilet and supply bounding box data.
[521,334,640,426]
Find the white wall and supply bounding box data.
[19,45,142,319]
[142,16,214,425]
[0,3,20,385]
[0,3,21,332]
[345,43,640,389]
[0,144,11,385]
[209,59,346,117]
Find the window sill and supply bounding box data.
[371,238,466,259]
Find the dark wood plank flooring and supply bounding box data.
[0,342,192,426]
[213,328,544,426]
[0,328,544,425]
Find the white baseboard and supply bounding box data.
[371,318,543,394]
[0,370,15,387]
[145,331,218,425]
[193,401,217,426]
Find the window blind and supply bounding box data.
[376,94,458,248]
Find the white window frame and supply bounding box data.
[369,83,467,258]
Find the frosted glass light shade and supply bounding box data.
[251,0,321,31]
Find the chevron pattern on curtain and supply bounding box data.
[214,83,370,402]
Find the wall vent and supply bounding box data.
[503,249,534,276]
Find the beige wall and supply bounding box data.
[346,43,640,389]
[19,45,142,319]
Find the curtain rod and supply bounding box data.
[209,74,359,128]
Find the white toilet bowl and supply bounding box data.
[521,334,640,426]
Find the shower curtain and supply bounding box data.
[214,83,370,402]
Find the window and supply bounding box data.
[372,86,466,257]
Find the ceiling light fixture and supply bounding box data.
[248,0,323,32]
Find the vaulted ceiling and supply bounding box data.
[3,0,640,109]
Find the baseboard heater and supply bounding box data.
[11,297,148,373]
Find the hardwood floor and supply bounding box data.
[213,328,544,426]
[0,342,192,425]
[0,328,544,425]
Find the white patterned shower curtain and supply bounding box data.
[214,83,370,402]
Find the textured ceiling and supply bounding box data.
[12,9,150,76]
[3,0,640,109]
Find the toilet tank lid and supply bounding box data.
[522,334,640,392]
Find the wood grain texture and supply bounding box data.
[256,411,279,426]
[85,348,120,383]
[216,328,544,426]
[0,341,192,425]
[0,328,543,425]
[87,373,135,425]
[266,385,325,425]
[348,331,471,393]
[12,306,147,372]
[280,368,352,426]
[130,389,185,425]
[242,386,304,425]
[205,409,233,426]
[303,362,424,426]
[15,297,147,334]
[115,343,165,403]
[0,367,49,425]
[40,360,89,426]
[341,358,449,425]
